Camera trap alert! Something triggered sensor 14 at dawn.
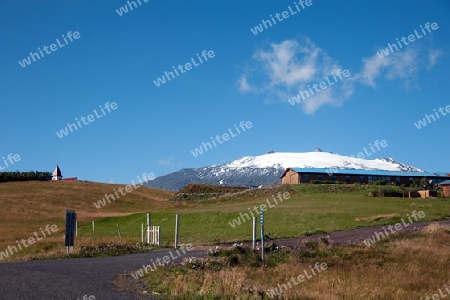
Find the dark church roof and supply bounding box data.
[53,165,62,177]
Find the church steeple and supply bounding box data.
[52,165,62,180]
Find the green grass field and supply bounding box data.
[76,184,450,245]
[2,181,448,298]
[1,181,448,261]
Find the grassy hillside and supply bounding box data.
[79,184,450,246]
[0,181,449,262]
[0,181,174,249]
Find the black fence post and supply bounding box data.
[65,210,76,253]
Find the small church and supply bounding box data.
[52,165,77,181]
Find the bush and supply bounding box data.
[374,180,388,185]
[368,187,403,197]
[310,180,345,184]
[0,171,52,182]
[264,231,277,240]
[303,229,328,236]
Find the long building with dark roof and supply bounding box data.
[281,168,450,186]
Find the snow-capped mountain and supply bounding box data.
[144,151,425,191]
[220,151,424,172]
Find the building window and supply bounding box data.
[409,177,414,182]
[318,175,323,180]
[368,176,373,182]
[304,174,309,181]
[332,175,336,181]
[345,175,350,182]
[360,176,365,182]
[396,177,401,183]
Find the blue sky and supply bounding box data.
[1,0,449,184]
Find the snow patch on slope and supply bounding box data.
[224,152,424,172]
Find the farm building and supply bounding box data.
[439,180,450,197]
[281,168,450,186]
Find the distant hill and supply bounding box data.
[145,151,426,191]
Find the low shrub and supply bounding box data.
[368,187,403,197]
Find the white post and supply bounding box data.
[141,223,144,243]
[147,213,151,244]
[75,221,78,238]
[92,221,95,239]
[117,223,122,240]
[252,217,256,250]
[260,210,264,263]
[175,214,179,248]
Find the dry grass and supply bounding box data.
[422,222,450,234]
[355,213,401,222]
[138,223,450,299]
[0,180,173,255]
[1,181,449,265]
[0,237,151,262]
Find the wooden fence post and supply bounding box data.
[175,214,179,248]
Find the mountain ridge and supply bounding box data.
[145,151,426,191]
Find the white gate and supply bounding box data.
[147,226,161,246]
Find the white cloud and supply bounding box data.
[254,40,318,86]
[428,49,445,68]
[158,158,175,168]
[239,37,444,113]
[238,37,354,114]
[359,48,420,88]
[359,45,445,88]
[359,54,392,88]
[238,75,250,92]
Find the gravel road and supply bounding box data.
[0,249,206,300]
